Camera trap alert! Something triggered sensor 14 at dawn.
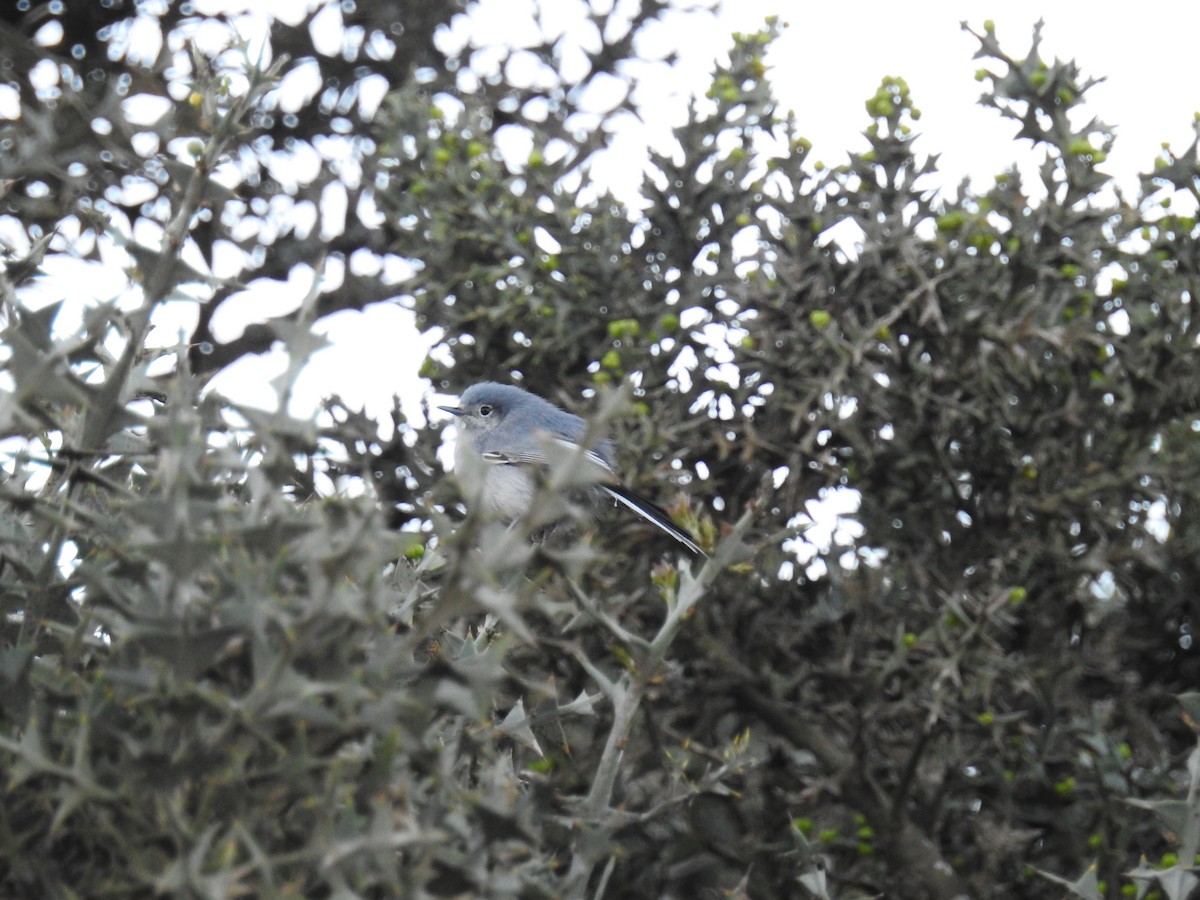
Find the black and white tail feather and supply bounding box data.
[600,483,706,557]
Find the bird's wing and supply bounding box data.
[481,436,614,474]
[600,483,708,557]
[480,450,523,465]
[484,435,705,556]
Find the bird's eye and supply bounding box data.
[479,404,493,417]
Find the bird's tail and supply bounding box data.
[600,484,707,557]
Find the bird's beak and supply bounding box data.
[438,405,464,417]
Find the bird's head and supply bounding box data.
[438,382,527,436]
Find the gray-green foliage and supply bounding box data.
[3,4,1200,898]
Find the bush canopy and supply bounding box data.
[2,3,1200,898]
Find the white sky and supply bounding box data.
[764,2,1200,200]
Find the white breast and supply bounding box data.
[455,435,535,520]
[481,463,535,519]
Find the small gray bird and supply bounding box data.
[439,382,706,557]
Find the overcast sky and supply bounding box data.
[757,1,1200,200]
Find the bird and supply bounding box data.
[439,382,707,557]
